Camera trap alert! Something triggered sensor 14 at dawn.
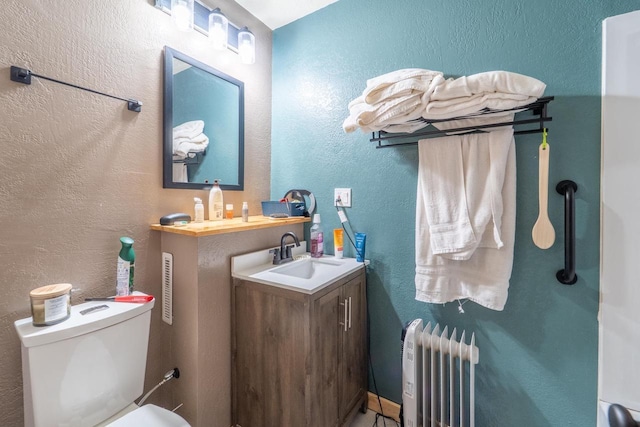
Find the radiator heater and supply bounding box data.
[402,319,479,427]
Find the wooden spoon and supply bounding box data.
[532,142,555,249]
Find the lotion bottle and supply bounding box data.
[208,179,224,221]
[194,197,204,223]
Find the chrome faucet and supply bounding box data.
[270,231,301,265]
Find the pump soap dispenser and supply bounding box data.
[208,179,224,221]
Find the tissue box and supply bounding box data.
[261,201,305,217]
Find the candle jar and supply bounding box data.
[30,283,72,326]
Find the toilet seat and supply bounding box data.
[105,404,190,427]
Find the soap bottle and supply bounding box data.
[310,214,324,258]
[194,197,204,223]
[116,237,135,296]
[208,179,224,221]
[242,201,249,222]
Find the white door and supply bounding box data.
[599,9,640,426]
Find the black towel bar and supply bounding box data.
[556,180,578,285]
[10,66,142,112]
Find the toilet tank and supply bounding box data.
[14,295,155,427]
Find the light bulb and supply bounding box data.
[238,27,255,65]
[209,9,228,51]
[171,0,193,32]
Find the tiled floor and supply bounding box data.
[350,410,400,427]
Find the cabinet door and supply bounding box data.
[312,286,341,427]
[234,285,307,427]
[339,273,367,421]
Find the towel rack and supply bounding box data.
[370,96,553,148]
[556,180,578,285]
[173,151,206,165]
[10,66,142,112]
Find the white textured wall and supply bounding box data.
[0,1,272,425]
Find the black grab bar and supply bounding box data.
[556,180,578,285]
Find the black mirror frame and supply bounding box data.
[163,46,245,190]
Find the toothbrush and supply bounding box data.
[85,295,154,303]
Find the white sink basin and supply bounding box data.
[232,246,365,294]
[270,258,343,280]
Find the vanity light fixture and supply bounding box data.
[238,27,255,65]
[155,0,256,65]
[170,0,194,32]
[209,8,229,51]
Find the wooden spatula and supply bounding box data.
[532,135,555,249]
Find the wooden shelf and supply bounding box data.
[150,215,310,237]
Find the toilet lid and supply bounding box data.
[106,404,190,427]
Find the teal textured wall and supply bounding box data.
[272,1,638,425]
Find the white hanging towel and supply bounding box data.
[415,128,516,311]
[172,158,188,183]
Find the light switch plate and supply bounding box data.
[334,188,352,207]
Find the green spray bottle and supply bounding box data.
[116,237,135,296]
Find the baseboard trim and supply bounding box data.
[367,392,401,422]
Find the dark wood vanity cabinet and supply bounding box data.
[232,268,367,427]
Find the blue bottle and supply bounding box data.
[354,233,366,262]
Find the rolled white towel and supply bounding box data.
[343,97,425,133]
[343,94,423,132]
[379,120,430,134]
[173,131,210,155]
[173,120,205,140]
[431,71,546,101]
[343,70,545,136]
[423,93,538,121]
[431,111,517,135]
[357,93,423,126]
[174,134,210,158]
[343,75,446,133]
[364,73,443,105]
[363,68,444,103]
[174,132,209,145]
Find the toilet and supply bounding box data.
[14,294,189,427]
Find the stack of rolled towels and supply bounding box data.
[173,120,209,159]
[342,69,546,134]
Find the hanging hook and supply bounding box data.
[542,128,548,149]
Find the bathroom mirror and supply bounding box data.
[163,46,244,190]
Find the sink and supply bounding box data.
[231,247,365,294]
[270,258,343,279]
